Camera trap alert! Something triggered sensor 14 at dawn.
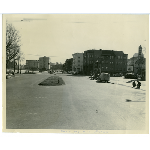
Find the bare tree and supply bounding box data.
[6,22,21,68]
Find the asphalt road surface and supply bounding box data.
[6,72,147,130]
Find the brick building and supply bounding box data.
[83,49,128,75]
[113,51,128,75]
[83,49,102,75]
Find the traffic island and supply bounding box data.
[38,76,65,86]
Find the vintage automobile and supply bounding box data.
[97,73,110,82]
[113,73,122,77]
[124,73,137,79]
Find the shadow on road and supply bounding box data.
[96,81,110,83]
[126,99,146,102]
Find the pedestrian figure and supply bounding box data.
[132,81,136,88]
[137,80,141,89]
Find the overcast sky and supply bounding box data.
[5,14,149,64]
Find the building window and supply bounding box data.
[118,56,120,59]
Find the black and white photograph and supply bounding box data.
[2,14,149,133]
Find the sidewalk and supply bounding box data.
[110,77,146,91]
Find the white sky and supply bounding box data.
[5,14,149,65]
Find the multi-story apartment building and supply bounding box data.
[113,51,128,75]
[83,49,128,75]
[26,60,39,70]
[83,49,102,75]
[39,56,50,71]
[72,53,83,73]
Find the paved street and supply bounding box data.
[6,72,147,130]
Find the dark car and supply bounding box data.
[113,73,122,77]
[124,73,137,79]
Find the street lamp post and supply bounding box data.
[97,57,103,74]
[20,59,21,74]
[96,60,98,69]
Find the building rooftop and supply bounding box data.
[113,51,124,56]
[102,50,115,55]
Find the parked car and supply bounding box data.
[124,73,137,79]
[113,73,122,77]
[97,73,110,82]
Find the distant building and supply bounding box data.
[50,62,63,71]
[39,56,50,71]
[26,60,39,70]
[83,49,128,75]
[72,53,83,73]
[113,51,128,74]
[127,45,145,79]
